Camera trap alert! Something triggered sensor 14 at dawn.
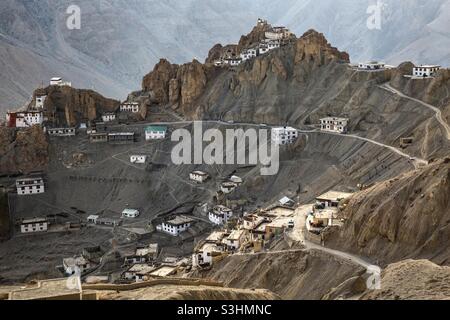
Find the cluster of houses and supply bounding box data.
[214,19,293,67]
[357,61,441,78]
[192,199,296,268]
[306,190,353,236]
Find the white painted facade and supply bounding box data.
[87,215,99,224]
[122,208,140,218]
[35,95,46,109]
[159,216,194,237]
[47,128,76,136]
[320,117,349,134]
[130,155,147,164]
[358,62,385,70]
[192,242,223,267]
[7,111,44,128]
[20,218,48,233]
[271,127,299,145]
[265,27,291,40]
[120,102,140,113]
[240,48,257,61]
[413,65,441,77]
[208,206,233,225]
[101,113,116,122]
[50,77,71,87]
[220,182,237,194]
[145,126,167,140]
[224,58,242,66]
[16,177,45,196]
[189,171,209,183]
[225,229,247,251]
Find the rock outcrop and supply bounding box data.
[0,126,48,175]
[326,158,450,266]
[33,86,120,127]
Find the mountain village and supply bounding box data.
[0,18,447,299]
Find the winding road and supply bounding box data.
[380,83,450,141]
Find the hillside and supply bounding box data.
[326,158,450,266]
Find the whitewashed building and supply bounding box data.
[120,102,140,113]
[63,256,91,275]
[6,111,43,128]
[320,117,349,134]
[130,155,147,164]
[158,216,194,237]
[145,125,167,140]
[16,177,45,196]
[225,229,247,251]
[358,61,385,70]
[271,127,299,145]
[123,264,155,282]
[265,26,291,40]
[87,215,99,224]
[101,113,116,122]
[220,182,237,194]
[122,208,140,218]
[261,39,281,51]
[47,128,76,137]
[50,77,71,87]
[258,44,270,55]
[240,48,257,61]
[20,218,49,233]
[413,65,441,77]
[192,242,224,268]
[315,191,353,208]
[224,57,242,66]
[208,205,233,225]
[189,171,209,183]
[35,95,47,109]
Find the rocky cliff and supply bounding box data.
[33,86,120,127]
[0,126,48,175]
[326,158,450,266]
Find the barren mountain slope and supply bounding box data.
[326,158,450,266]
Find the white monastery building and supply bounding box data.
[358,61,385,70]
[130,155,147,164]
[16,177,45,196]
[47,128,76,137]
[20,218,49,233]
[271,127,299,145]
[6,111,43,128]
[413,65,441,77]
[122,208,140,218]
[189,171,209,183]
[101,112,116,122]
[35,95,47,109]
[208,205,233,225]
[145,125,167,140]
[120,102,140,113]
[240,48,258,61]
[158,216,194,237]
[320,117,349,134]
[50,77,72,87]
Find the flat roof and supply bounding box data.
[22,218,48,224]
[228,229,245,240]
[314,208,339,220]
[145,125,167,132]
[415,65,441,68]
[122,208,139,215]
[127,264,156,274]
[191,171,208,176]
[165,215,194,226]
[149,266,176,277]
[320,117,349,122]
[63,256,88,267]
[108,132,134,136]
[206,231,226,242]
[316,191,353,202]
